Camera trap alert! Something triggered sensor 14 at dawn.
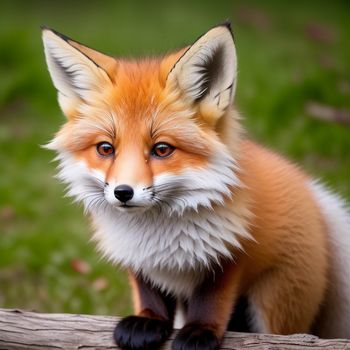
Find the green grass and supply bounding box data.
[0,0,349,316]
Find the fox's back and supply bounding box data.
[237,140,350,337]
[229,140,328,289]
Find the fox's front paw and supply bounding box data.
[114,316,172,350]
[172,324,220,350]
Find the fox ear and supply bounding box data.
[42,28,115,117]
[167,23,237,121]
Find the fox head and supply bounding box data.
[42,24,242,216]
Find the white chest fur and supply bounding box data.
[92,205,251,298]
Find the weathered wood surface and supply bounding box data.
[0,309,349,349]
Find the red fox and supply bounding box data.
[42,23,350,350]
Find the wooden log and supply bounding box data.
[0,309,349,350]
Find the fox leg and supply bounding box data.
[172,262,242,350]
[114,271,175,350]
[247,263,327,334]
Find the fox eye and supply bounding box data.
[151,142,175,158]
[96,142,115,157]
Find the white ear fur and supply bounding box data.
[167,24,237,114]
[42,28,112,111]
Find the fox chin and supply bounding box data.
[42,23,350,350]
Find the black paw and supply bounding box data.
[172,324,220,350]
[114,316,172,350]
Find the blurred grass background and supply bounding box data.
[0,0,349,316]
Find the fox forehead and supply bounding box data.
[53,54,216,155]
[108,58,166,119]
[85,49,187,122]
[74,58,170,130]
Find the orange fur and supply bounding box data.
[231,141,328,333]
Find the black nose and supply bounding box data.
[114,185,134,203]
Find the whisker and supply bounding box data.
[152,196,173,213]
